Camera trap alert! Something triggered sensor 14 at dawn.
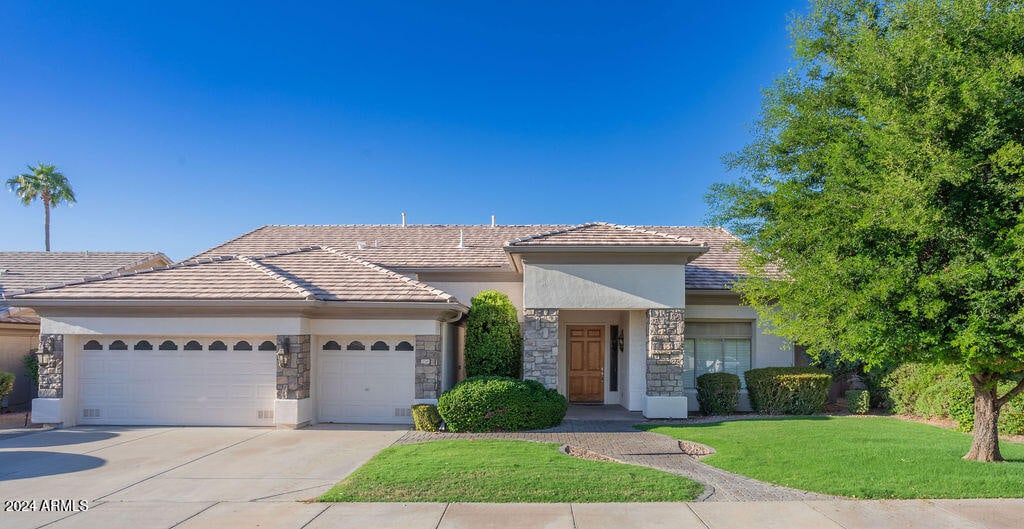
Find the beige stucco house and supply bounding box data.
[8,223,795,428]
[0,251,171,406]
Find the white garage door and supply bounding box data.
[318,338,415,424]
[77,338,277,426]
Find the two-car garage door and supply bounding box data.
[75,336,417,426]
[77,338,277,426]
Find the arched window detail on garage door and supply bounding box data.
[370,341,390,351]
[184,340,203,351]
[258,340,277,351]
[109,340,128,351]
[323,340,341,350]
[83,340,103,350]
[233,340,252,351]
[159,340,178,351]
[134,340,153,351]
[346,341,365,351]
[395,341,414,351]
[209,340,227,351]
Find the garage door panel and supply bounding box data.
[78,341,276,426]
[318,348,415,424]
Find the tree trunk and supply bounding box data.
[44,199,50,252]
[963,374,1002,462]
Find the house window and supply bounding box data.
[684,338,752,388]
[370,341,390,351]
[323,340,341,350]
[683,321,754,388]
[134,340,153,351]
[83,340,103,350]
[346,341,365,351]
[109,340,128,350]
[159,340,178,351]
[395,341,414,351]
[184,340,203,351]
[209,340,227,351]
[258,340,277,351]
[233,341,252,351]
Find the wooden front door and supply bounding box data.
[568,326,604,403]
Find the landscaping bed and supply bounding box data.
[641,416,1024,499]
[318,439,702,502]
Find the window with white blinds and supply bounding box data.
[684,337,752,388]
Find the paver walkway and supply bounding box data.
[397,419,833,502]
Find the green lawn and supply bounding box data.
[641,416,1024,499]
[318,439,703,502]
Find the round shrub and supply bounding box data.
[464,291,522,378]
[745,367,831,415]
[437,376,567,432]
[696,372,740,415]
[411,404,443,432]
[845,389,870,414]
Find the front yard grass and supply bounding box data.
[318,439,702,502]
[641,416,1024,499]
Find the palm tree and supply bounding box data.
[6,163,76,251]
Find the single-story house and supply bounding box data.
[0,251,171,406]
[8,222,795,428]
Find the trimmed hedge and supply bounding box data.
[745,367,832,415]
[696,372,740,415]
[464,291,523,378]
[883,362,1024,434]
[437,376,567,432]
[411,404,443,432]
[846,389,870,414]
[0,372,14,400]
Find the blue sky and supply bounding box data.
[0,1,805,260]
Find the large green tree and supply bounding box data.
[464,290,523,379]
[6,163,76,251]
[709,0,1024,462]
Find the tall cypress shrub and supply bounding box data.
[464,290,522,378]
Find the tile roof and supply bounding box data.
[0,251,170,299]
[505,222,705,247]
[190,223,748,290]
[13,247,459,304]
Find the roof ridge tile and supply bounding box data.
[319,245,457,302]
[238,256,318,300]
[503,222,598,246]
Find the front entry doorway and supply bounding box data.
[568,326,604,403]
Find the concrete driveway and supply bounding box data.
[0,425,406,529]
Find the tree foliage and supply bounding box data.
[6,163,76,251]
[464,290,522,378]
[708,0,1024,461]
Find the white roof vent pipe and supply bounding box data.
[401,212,406,227]
[457,230,465,249]
[356,241,366,250]
[491,214,496,227]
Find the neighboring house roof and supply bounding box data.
[506,222,705,248]
[0,251,171,323]
[191,223,747,290]
[13,247,460,305]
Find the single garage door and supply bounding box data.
[318,338,415,424]
[77,337,277,426]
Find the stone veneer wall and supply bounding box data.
[415,335,442,399]
[37,334,64,399]
[646,308,686,397]
[276,335,310,399]
[523,308,559,389]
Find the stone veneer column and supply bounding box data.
[415,335,442,399]
[646,308,686,397]
[37,334,64,399]
[276,335,310,399]
[523,308,559,389]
